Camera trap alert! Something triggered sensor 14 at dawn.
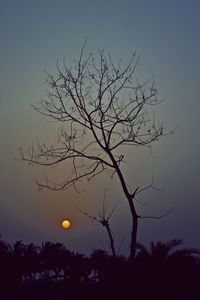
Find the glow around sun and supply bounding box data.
[61,219,71,229]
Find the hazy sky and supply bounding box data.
[1,0,200,255]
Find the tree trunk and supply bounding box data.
[108,151,138,261]
[104,223,116,257]
[130,214,138,262]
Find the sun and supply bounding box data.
[61,219,71,229]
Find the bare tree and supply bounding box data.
[20,42,170,261]
[78,192,118,257]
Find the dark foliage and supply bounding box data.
[0,237,199,300]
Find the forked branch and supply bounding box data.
[77,193,119,257]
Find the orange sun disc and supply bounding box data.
[61,219,71,229]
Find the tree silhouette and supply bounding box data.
[39,241,60,280]
[135,239,200,299]
[67,252,90,285]
[90,249,109,282]
[0,238,12,293]
[20,42,171,261]
[11,240,27,285]
[136,238,200,261]
[0,236,199,300]
[45,242,66,281]
[23,243,40,281]
[78,193,118,257]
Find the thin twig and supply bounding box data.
[140,207,175,220]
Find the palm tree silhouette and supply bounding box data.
[23,243,40,281]
[39,241,55,280]
[135,239,200,299]
[0,237,12,293]
[11,240,27,284]
[90,249,109,282]
[136,238,199,262]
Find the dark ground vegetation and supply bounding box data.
[0,237,199,300]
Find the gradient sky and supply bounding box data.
[0,0,200,255]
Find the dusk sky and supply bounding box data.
[1,0,200,256]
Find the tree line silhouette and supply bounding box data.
[0,236,199,299]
